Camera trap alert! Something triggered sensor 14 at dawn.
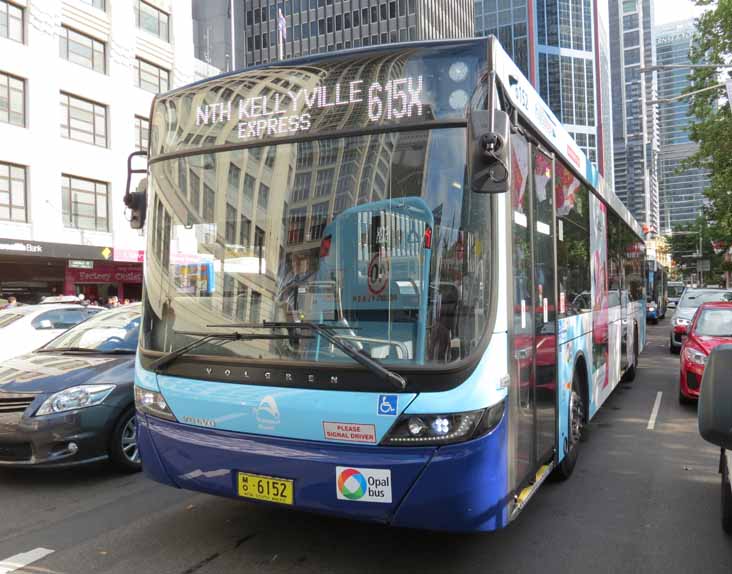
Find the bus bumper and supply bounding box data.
[137,413,509,532]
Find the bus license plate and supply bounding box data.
[237,472,293,505]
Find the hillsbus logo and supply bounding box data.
[337,468,367,500]
[335,466,392,503]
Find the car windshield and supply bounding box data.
[678,290,732,308]
[43,306,141,352]
[695,308,732,337]
[143,128,492,367]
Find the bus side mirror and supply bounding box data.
[124,179,148,230]
[124,150,148,229]
[699,345,732,449]
[468,109,510,194]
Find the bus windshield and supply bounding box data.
[143,127,492,367]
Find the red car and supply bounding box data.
[679,302,732,404]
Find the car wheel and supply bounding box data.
[678,389,693,406]
[722,454,732,534]
[109,408,142,473]
[552,370,584,481]
[670,340,680,355]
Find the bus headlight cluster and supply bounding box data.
[381,400,505,446]
[135,386,177,422]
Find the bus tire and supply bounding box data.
[624,326,639,383]
[552,368,585,481]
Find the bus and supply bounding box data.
[646,260,667,323]
[127,37,646,532]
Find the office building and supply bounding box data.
[475,0,608,180]
[656,20,709,233]
[192,0,474,72]
[609,0,660,234]
[0,0,215,303]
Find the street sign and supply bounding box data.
[68,260,94,269]
[697,259,711,272]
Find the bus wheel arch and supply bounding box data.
[552,355,588,481]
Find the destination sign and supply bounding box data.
[196,76,425,141]
[149,41,488,158]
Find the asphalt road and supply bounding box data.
[2,322,731,574]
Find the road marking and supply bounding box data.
[647,392,663,430]
[0,548,54,574]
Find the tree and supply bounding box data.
[669,217,727,284]
[687,1,732,245]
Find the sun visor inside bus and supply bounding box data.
[468,109,510,194]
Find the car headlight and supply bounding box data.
[674,317,691,327]
[381,400,505,446]
[134,386,177,421]
[685,347,707,366]
[35,384,116,416]
[648,303,657,311]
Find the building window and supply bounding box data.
[0,161,26,222]
[79,0,106,10]
[0,1,23,43]
[134,0,169,42]
[62,175,109,232]
[0,71,24,127]
[135,116,149,151]
[60,92,107,147]
[60,27,106,73]
[258,183,269,210]
[134,58,170,94]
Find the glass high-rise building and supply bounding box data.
[609,0,660,234]
[192,1,474,72]
[474,0,610,181]
[655,20,709,233]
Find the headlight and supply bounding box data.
[685,347,707,366]
[135,386,177,421]
[381,400,505,446]
[674,317,691,327]
[648,303,657,311]
[35,384,116,416]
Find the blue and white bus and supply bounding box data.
[127,37,646,532]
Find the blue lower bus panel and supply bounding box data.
[137,413,509,532]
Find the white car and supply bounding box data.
[0,304,102,361]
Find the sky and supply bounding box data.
[653,0,707,26]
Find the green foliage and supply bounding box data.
[687,0,732,241]
[669,217,726,281]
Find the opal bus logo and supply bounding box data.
[255,395,280,430]
[335,466,392,503]
[337,468,368,500]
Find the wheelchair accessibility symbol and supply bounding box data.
[377,394,398,416]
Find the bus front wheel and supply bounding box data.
[553,370,585,481]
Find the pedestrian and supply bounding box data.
[2,296,18,309]
[106,296,120,309]
[123,298,131,305]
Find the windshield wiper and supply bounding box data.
[207,322,407,390]
[37,347,100,353]
[148,330,303,372]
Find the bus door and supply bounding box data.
[510,135,558,486]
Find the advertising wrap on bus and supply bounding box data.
[132,37,646,532]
